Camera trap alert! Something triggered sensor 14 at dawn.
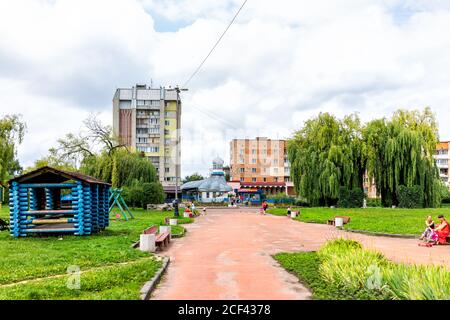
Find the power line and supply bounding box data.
[183,0,249,88]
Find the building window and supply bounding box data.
[273,159,278,165]
[263,177,267,182]
[165,167,170,173]
[240,168,245,173]
[164,129,170,135]
[252,168,257,173]
[252,178,257,182]
[252,159,256,164]
[240,177,244,182]
[252,149,256,155]
[165,120,170,126]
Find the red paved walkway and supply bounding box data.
[152,208,450,300]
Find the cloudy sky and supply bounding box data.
[1,0,450,176]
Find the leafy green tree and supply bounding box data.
[81,149,157,187]
[288,113,366,206]
[142,182,166,207]
[0,115,26,183]
[364,107,441,207]
[182,173,204,184]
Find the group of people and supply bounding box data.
[420,214,450,245]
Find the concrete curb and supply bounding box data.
[343,228,418,239]
[140,256,170,300]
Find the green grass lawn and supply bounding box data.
[0,206,192,299]
[267,207,450,235]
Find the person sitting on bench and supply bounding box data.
[434,215,450,245]
[419,215,437,243]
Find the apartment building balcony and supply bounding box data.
[437,163,449,169]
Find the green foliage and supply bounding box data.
[0,114,26,183]
[266,193,295,204]
[366,198,382,207]
[142,182,165,206]
[397,185,425,208]
[182,172,204,184]
[338,187,364,208]
[289,108,442,208]
[0,258,161,300]
[276,239,450,300]
[122,180,165,209]
[274,252,332,299]
[82,149,157,187]
[288,113,366,206]
[364,107,441,208]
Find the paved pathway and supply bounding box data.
[152,208,450,300]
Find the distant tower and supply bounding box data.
[212,157,225,175]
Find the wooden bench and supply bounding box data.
[327,216,351,226]
[144,225,170,249]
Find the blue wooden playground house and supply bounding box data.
[9,166,111,237]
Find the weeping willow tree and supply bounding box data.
[288,113,366,206]
[364,107,441,207]
[81,148,158,188]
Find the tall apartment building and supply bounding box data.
[435,141,449,187]
[112,84,181,188]
[230,137,295,195]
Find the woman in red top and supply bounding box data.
[435,215,450,245]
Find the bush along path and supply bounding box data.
[275,239,450,300]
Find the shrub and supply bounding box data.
[142,182,165,206]
[266,193,295,204]
[318,239,450,300]
[366,198,382,207]
[338,187,364,208]
[294,198,310,207]
[397,185,424,208]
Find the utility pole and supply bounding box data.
[168,86,188,217]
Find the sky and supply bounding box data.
[1,0,450,177]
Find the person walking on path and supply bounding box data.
[261,201,269,215]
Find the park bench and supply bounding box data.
[144,225,170,249]
[327,216,351,226]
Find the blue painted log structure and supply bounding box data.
[8,166,110,237]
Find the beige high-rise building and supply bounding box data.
[436,141,450,187]
[112,84,181,191]
[230,137,295,195]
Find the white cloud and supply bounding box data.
[1,0,450,177]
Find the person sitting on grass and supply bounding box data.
[287,206,292,217]
[434,215,450,245]
[419,215,437,243]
